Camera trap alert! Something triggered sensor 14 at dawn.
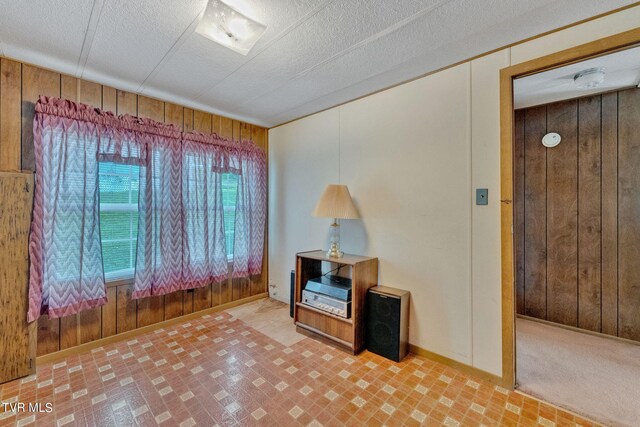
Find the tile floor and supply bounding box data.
[0,299,600,427]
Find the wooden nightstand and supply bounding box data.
[294,250,378,354]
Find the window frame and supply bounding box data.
[100,202,138,283]
[98,163,239,288]
[221,172,239,261]
[98,162,140,286]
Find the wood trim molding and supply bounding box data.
[408,344,505,387]
[36,293,268,365]
[499,27,640,389]
[517,314,640,348]
[105,277,133,289]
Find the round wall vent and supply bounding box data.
[542,132,561,148]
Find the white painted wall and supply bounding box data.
[268,6,640,377]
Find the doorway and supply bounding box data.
[499,28,640,427]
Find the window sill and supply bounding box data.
[105,259,235,289]
[106,277,133,289]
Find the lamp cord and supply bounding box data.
[323,264,345,278]
[338,108,341,184]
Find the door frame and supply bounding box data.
[499,27,640,389]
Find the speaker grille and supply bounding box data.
[366,291,401,362]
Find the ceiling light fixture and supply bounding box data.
[573,67,605,90]
[196,0,267,55]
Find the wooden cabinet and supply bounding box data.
[0,172,35,383]
[294,250,378,354]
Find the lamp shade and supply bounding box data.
[312,184,359,219]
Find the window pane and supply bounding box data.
[99,162,140,277]
[99,175,131,204]
[99,163,140,205]
[221,173,238,257]
[222,173,238,206]
[100,211,133,240]
[102,240,135,274]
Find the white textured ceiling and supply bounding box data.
[514,46,640,109]
[0,0,635,127]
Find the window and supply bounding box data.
[221,173,239,259]
[98,162,140,281]
[98,163,238,282]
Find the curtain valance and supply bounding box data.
[35,96,182,138]
[183,131,263,153]
[28,96,266,322]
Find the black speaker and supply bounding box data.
[290,270,295,318]
[366,286,409,362]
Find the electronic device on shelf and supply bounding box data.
[302,274,352,318]
[302,290,351,318]
[304,275,351,301]
[295,251,378,354]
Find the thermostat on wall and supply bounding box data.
[542,132,561,148]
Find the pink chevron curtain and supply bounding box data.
[230,143,267,278]
[133,132,184,298]
[28,96,166,321]
[28,98,106,322]
[181,133,234,289]
[28,96,266,321]
[183,133,266,279]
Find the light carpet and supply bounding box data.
[226,297,305,347]
[516,317,640,427]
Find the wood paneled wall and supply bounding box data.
[0,58,269,357]
[514,87,640,341]
[0,172,34,383]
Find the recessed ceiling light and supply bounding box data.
[196,0,267,55]
[573,67,605,90]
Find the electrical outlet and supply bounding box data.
[268,281,277,296]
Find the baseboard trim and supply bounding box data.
[37,293,268,365]
[517,314,640,347]
[408,344,507,388]
[270,294,289,305]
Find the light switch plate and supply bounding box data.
[476,188,488,205]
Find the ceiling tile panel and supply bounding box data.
[0,0,93,75]
[82,0,204,87]
[254,0,637,124]
[141,0,323,101]
[514,46,640,109]
[238,0,560,119]
[195,0,448,113]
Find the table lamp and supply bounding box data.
[312,184,359,258]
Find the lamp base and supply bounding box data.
[326,245,344,259]
[327,220,344,258]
